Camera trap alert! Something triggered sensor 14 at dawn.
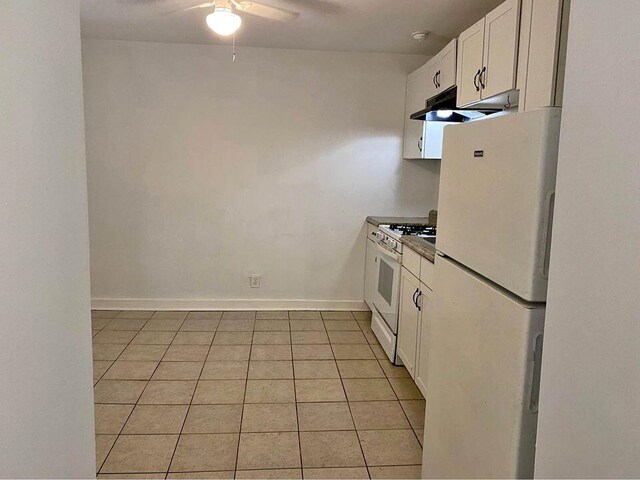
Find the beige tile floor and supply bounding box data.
[92,310,424,479]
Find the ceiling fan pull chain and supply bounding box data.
[232,32,236,62]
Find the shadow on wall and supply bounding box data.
[399,158,441,213]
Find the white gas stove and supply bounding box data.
[376,223,437,253]
[367,222,437,364]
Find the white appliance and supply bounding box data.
[423,108,561,479]
[365,224,436,364]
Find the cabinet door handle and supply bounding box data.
[417,136,423,152]
[473,69,480,92]
[436,70,441,88]
[412,288,419,308]
[416,291,422,311]
[479,66,486,89]
[432,73,437,88]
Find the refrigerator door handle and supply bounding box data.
[527,333,544,413]
[540,191,555,278]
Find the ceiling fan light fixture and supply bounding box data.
[206,7,242,36]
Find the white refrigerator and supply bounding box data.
[423,108,561,479]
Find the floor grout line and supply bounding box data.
[232,326,254,474]
[336,318,372,479]
[289,312,305,477]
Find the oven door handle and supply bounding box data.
[376,243,402,263]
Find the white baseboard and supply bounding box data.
[91,298,369,311]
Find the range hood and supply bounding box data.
[405,87,499,160]
[410,87,498,122]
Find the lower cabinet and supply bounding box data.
[398,264,433,397]
[397,267,421,376]
[415,285,433,396]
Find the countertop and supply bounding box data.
[365,216,437,263]
[366,216,431,227]
[400,235,436,263]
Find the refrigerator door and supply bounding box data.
[437,108,561,302]
[423,256,544,479]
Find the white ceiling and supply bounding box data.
[80,0,503,55]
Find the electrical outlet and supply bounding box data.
[249,274,261,288]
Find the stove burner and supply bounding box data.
[388,224,437,237]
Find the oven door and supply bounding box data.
[372,242,402,334]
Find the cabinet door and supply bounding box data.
[403,64,429,159]
[481,0,521,99]
[403,116,425,159]
[425,57,440,102]
[364,238,378,310]
[397,268,421,377]
[406,63,430,113]
[438,39,457,93]
[456,18,485,107]
[518,0,566,111]
[414,284,433,397]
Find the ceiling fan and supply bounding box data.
[177,0,299,36]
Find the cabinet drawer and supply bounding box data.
[420,257,435,289]
[403,248,421,279]
[367,223,378,241]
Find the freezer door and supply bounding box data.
[437,108,561,302]
[423,256,544,479]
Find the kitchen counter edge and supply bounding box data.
[400,235,436,263]
[366,216,431,227]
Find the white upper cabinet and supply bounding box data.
[402,38,458,159]
[457,19,485,106]
[482,0,521,98]
[426,39,458,101]
[438,39,458,93]
[517,0,570,111]
[403,63,429,159]
[425,60,440,103]
[457,0,521,107]
[406,63,430,114]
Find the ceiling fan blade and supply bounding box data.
[182,1,216,12]
[234,1,299,21]
[158,1,216,15]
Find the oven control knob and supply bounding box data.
[389,239,397,248]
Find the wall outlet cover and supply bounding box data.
[249,274,261,288]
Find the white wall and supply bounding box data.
[534,1,640,477]
[0,1,96,478]
[83,39,436,310]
